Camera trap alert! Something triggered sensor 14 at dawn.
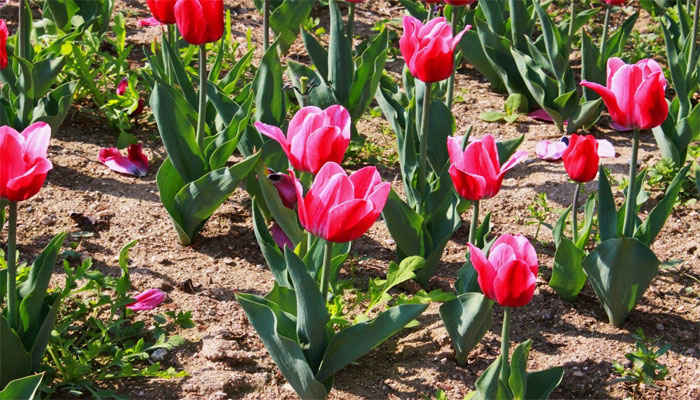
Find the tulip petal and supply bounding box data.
[493,259,536,307]
[305,126,346,174]
[6,159,52,201]
[492,234,538,275]
[633,71,668,130]
[99,146,149,177]
[536,140,567,161]
[606,57,626,88]
[580,80,627,128]
[326,199,375,242]
[348,166,382,198]
[0,129,26,199]
[597,139,616,158]
[448,165,486,201]
[468,243,497,300]
[126,289,166,311]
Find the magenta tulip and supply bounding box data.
[116,77,128,96]
[268,171,297,209]
[146,0,176,24]
[292,162,390,243]
[0,19,7,70]
[0,123,53,202]
[400,16,470,83]
[174,0,224,45]
[604,0,626,5]
[468,234,538,308]
[255,105,351,175]
[580,57,668,130]
[126,289,166,311]
[99,144,149,177]
[562,135,600,183]
[447,134,527,201]
[445,0,477,5]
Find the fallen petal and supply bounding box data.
[139,17,163,27]
[99,144,149,177]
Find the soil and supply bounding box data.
[1,0,699,399]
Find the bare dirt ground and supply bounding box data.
[1,0,699,399]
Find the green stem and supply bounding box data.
[6,202,18,328]
[196,44,207,150]
[622,129,640,237]
[319,240,333,301]
[347,2,355,51]
[468,200,480,245]
[263,0,270,51]
[500,306,512,382]
[571,183,581,244]
[567,0,576,56]
[446,6,460,109]
[162,31,172,84]
[18,0,28,60]
[688,0,699,72]
[600,5,611,60]
[417,83,432,205]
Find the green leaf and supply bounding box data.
[254,164,305,246]
[0,373,43,400]
[496,135,525,167]
[254,40,286,125]
[381,190,425,258]
[549,238,586,302]
[439,293,493,366]
[480,111,506,122]
[524,366,564,400]
[301,29,329,80]
[0,315,32,389]
[284,249,329,373]
[348,28,389,120]
[582,237,660,326]
[315,303,427,382]
[575,194,596,249]
[328,0,353,104]
[235,293,328,399]
[473,355,503,400]
[251,200,289,287]
[28,295,60,370]
[509,340,531,400]
[268,0,314,54]
[597,166,618,242]
[156,158,190,244]
[366,257,424,314]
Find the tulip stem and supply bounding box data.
[689,0,699,73]
[196,44,207,150]
[263,0,270,51]
[319,240,333,301]
[468,200,480,245]
[446,6,460,110]
[417,83,432,206]
[18,0,29,60]
[347,2,355,50]
[599,5,611,60]
[6,202,18,329]
[567,0,576,56]
[571,183,581,244]
[500,306,512,382]
[622,128,640,237]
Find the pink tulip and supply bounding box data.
[580,57,668,130]
[99,144,149,177]
[126,289,166,311]
[468,234,538,308]
[400,16,470,83]
[255,105,351,175]
[447,134,527,201]
[293,162,390,243]
[0,123,53,202]
[116,78,128,96]
[0,19,7,70]
[268,171,297,209]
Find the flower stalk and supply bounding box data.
[571,183,581,243]
[599,4,611,59]
[347,2,356,48]
[468,200,480,245]
[500,306,512,381]
[196,44,207,149]
[263,0,270,51]
[622,128,640,237]
[417,83,432,204]
[6,201,18,328]
[319,240,334,300]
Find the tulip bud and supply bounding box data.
[268,171,298,209]
[562,134,600,183]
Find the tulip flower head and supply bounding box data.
[126,289,166,311]
[116,77,128,96]
[562,135,600,183]
[604,0,626,5]
[400,16,470,83]
[174,0,224,45]
[581,57,668,130]
[0,19,7,70]
[447,134,528,201]
[99,144,149,177]
[468,234,538,307]
[0,123,53,202]
[293,162,390,243]
[146,0,176,24]
[255,105,351,175]
[268,171,298,209]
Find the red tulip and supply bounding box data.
[447,134,527,201]
[562,134,599,183]
[255,105,351,175]
[268,171,297,209]
[116,77,128,96]
[445,0,477,5]
[468,234,538,307]
[293,162,390,243]
[174,0,224,45]
[99,144,149,177]
[604,0,626,5]
[126,289,166,311]
[0,123,53,202]
[146,0,176,24]
[580,57,668,130]
[400,16,470,83]
[0,19,7,70]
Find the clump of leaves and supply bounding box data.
[41,241,191,399]
[647,158,698,206]
[613,328,670,393]
[479,93,528,124]
[525,193,554,242]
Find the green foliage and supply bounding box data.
[525,193,554,242]
[0,374,43,400]
[647,158,699,205]
[613,328,670,392]
[43,242,188,399]
[479,93,528,124]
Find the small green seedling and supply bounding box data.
[479,93,529,124]
[613,328,670,392]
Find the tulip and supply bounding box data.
[0,19,7,70]
[255,105,351,175]
[400,16,469,83]
[603,0,626,5]
[146,0,176,24]
[0,122,53,202]
[293,162,390,244]
[445,0,477,5]
[580,58,668,131]
[126,289,166,311]
[174,0,224,45]
[468,234,538,308]
[562,135,599,183]
[268,171,297,209]
[116,77,128,96]
[99,144,149,177]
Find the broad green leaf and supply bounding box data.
[348,29,389,120]
[156,158,190,244]
[0,373,43,400]
[473,355,503,400]
[575,194,596,249]
[508,340,531,400]
[0,315,32,389]
[254,40,286,126]
[496,135,525,167]
[268,0,314,54]
[381,190,425,258]
[328,0,352,104]
[301,29,329,80]
[28,295,60,369]
[366,257,424,314]
[597,166,618,242]
[524,366,565,400]
[315,304,427,382]
[439,293,493,366]
[480,111,506,122]
[582,237,660,326]
[252,200,289,287]
[549,238,586,302]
